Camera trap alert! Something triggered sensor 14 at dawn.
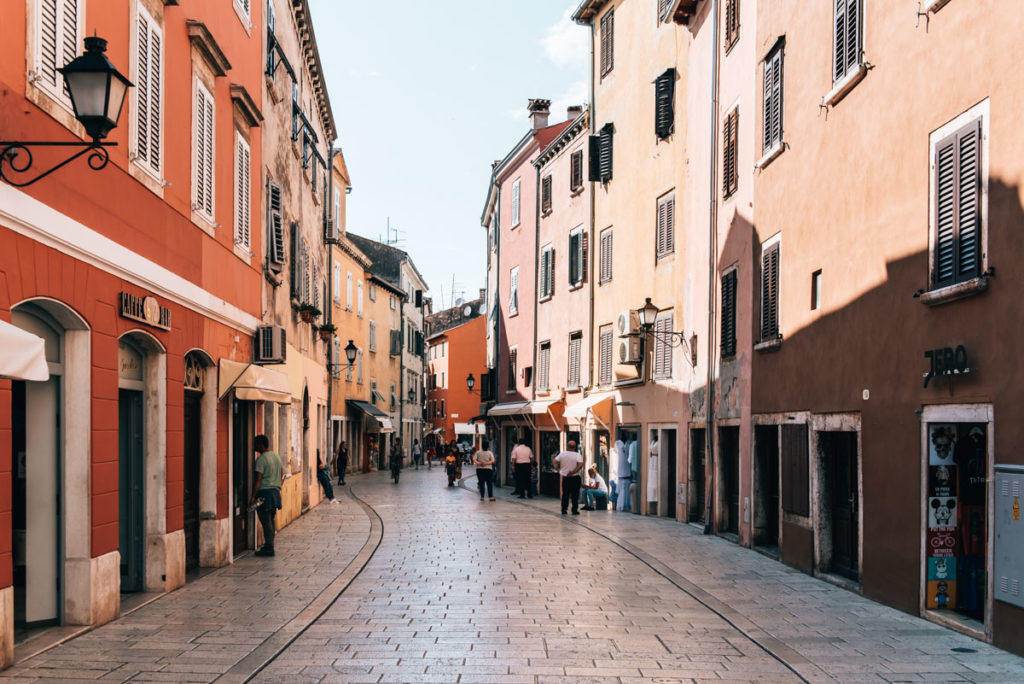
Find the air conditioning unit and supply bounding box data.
[255,325,286,364]
[618,337,642,365]
[323,218,338,244]
[616,309,639,337]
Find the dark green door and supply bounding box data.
[119,389,144,593]
[232,401,253,555]
[183,392,201,571]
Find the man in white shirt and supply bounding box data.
[581,465,608,510]
[510,438,535,499]
[553,441,585,515]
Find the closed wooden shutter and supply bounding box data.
[599,229,613,283]
[781,424,809,516]
[37,0,79,99]
[539,247,552,299]
[568,232,581,285]
[657,194,675,259]
[234,133,251,249]
[311,262,319,309]
[135,7,162,174]
[541,175,552,213]
[194,81,215,217]
[369,321,376,351]
[508,348,517,390]
[571,150,583,190]
[725,0,740,50]
[538,343,550,391]
[761,243,780,340]
[763,46,783,153]
[269,182,285,265]
[833,0,860,83]
[723,109,739,198]
[588,136,602,182]
[568,333,582,388]
[600,8,614,77]
[599,327,613,385]
[580,231,589,282]
[721,270,737,357]
[598,124,614,182]
[302,241,310,304]
[653,314,672,379]
[654,69,675,139]
[933,119,982,288]
[290,222,301,299]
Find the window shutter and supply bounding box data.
[657,195,675,259]
[511,179,521,226]
[761,243,780,340]
[598,124,614,182]
[548,248,555,295]
[723,109,739,197]
[933,120,982,288]
[654,69,675,139]
[235,134,251,249]
[510,268,519,312]
[588,136,602,182]
[568,334,581,388]
[725,0,740,50]
[38,0,61,91]
[599,9,614,77]
[763,47,783,153]
[508,348,517,390]
[580,232,589,282]
[934,137,956,286]
[833,0,861,83]
[571,150,583,190]
[541,175,552,213]
[195,82,215,217]
[539,248,550,299]
[269,183,285,264]
[312,262,320,309]
[599,328,613,385]
[135,12,151,166]
[600,229,613,283]
[568,232,580,285]
[721,270,737,357]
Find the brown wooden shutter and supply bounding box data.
[600,9,614,77]
[571,150,583,190]
[725,0,740,50]
[763,46,783,153]
[721,270,737,357]
[761,243,779,340]
[269,182,285,265]
[654,69,675,139]
[781,424,809,516]
[580,231,589,282]
[723,109,739,198]
[541,174,552,213]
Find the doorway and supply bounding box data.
[183,390,201,572]
[615,426,640,513]
[818,431,859,582]
[753,425,780,554]
[592,429,610,484]
[118,338,146,594]
[719,425,740,536]
[232,400,254,555]
[690,428,706,524]
[654,428,677,518]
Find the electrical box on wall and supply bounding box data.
[994,465,1024,609]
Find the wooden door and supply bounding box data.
[119,389,145,593]
[232,400,252,555]
[183,392,201,571]
[828,432,859,581]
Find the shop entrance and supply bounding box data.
[232,400,253,555]
[614,427,640,512]
[690,428,706,524]
[650,428,677,518]
[118,338,146,594]
[818,431,859,582]
[538,430,561,497]
[924,422,987,623]
[718,425,740,536]
[503,425,533,490]
[592,430,610,484]
[753,425,780,554]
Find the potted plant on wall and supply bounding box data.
[317,322,336,342]
[298,303,321,323]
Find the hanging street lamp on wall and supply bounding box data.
[1,36,133,187]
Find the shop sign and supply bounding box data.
[120,291,171,331]
[923,345,970,388]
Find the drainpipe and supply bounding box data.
[585,21,597,402]
[703,0,721,535]
[531,163,541,407]
[326,142,338,471]
[399,270,406,464]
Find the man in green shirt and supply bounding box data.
[251,434,283,557]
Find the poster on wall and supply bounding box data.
[928,496,958,528]
[927,527,957,558]
[927,577,958,609]
[929,424,957,465]
[928,464,956,498]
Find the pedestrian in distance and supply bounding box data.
[474,442,496,501]
[445,448,459,487]
[412,438,422,470]
[251,434,283,556]
[554,440,585,515]
[510,437,535,499]
[427,444,435,469]
[581,465,608,510]
[336,440,348,486]
[315,449,339,503]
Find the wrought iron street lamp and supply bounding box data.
[637,297,660,331]
[1,36,133,187]
[466,372,481,394]
[344,339,358,366]
[635,297,698,369]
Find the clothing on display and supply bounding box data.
[647,438,659,502]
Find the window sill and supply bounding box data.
[755,142,785,170]
[509,310,519,318]
[233,243,253,264]
[570,186,584,197]
[923,0,952,12]
[919,275,989,307]
[510,222,520,230]
[541,209,552,218]
[656,252,675,263]
[598,278,612,286]
[566,385,582,393]
[569,282,585,292]
[754,336,783,353]
[539,295,552,304]
[824,63,867,107]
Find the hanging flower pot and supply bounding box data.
[318,323,335,342]
[298,303,321,323]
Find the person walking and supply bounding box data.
[412,439,422,470]
[250,434,283,556]
[316,450,338,503]
[510,438,535,499]
[427,444,435,469]
[474,442,496,501]
[581,465,608,510]
[553,440,585,515]
[444,448,459,487]
[336,440,348,485]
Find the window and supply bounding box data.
[598,326,613,386]
[722,108,740,198]
[721,269,737,357]
[509,266,519,315]
[193,80,216,220]
[537,342,551,392]
[760,240,780,341]
[234,0,250,24]
[290,223,303,299]
[570,149,583,191]
[656,193,675,259]
[390,295,396,310]
[654,69,675,139]
[357,281,364,316]
[440,399,446,418]
[332,337,340,378]
[599,228,613,284]
[658,0,672,22]
[508,347,517,391]
[440,372,445,388]
[134,3,162,175]
[311,262,319,309]
[811,270,822,310]
[268,181,285,267]
[932,117,982,289]
[833,0,862,84]
[653,312,673,380]
[600,8,614,78]
[332,263,341,302]
[568,332,582,389]
[234,132,251,250]
[539,245,554,300]
[369,283,376,301]
[725,0,740,50]
[34,0,81,105]
[541,174,553,214]
[568,228,587,286]
[346,272,353,309]
[763,44,784,154]
[590,123,614,183]
[510,178,521,227]
[369,320,377,352]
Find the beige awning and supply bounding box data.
[487,401,530,416]
[563,392,614,419]
[218,359,292,404]
[373,417,395,433]
[453,422,485,435]
[0,320,49,381]
[524,398,561,414]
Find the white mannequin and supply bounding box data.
[647,437,659,502]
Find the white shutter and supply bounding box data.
[509,268,519,313]
[346,272,353,309]
[370,321,377,351]
[234,133,251,249]
[358,281,364,316]
[37,0,80,102]
[135,5,162,174]
[194,80,215,218]
[511,179,521,226]
[333,263,341,302]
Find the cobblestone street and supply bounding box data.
[4,469,1024,683]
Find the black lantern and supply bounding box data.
[408,388,416,403]
[344,339,358,365]
[637,297,660,330]
[466,373,475,390]
[59,36,133,141]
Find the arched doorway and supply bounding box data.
[182,352,209,573]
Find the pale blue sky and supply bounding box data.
[308,0,588,309]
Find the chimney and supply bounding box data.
[528,98,551,130]
[566,105,583,120]
[479,288,486,302]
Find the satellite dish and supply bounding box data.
[463,305,473,317]
[454,297,464,307]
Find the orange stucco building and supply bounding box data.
[425,299,486,448]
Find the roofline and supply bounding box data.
[481,129,537,226]
[401,256,429,291]
[425,310,484,341]
[295,0,337,139]
[572,0,610,24]
[534,108,589,169]
[369,273,405,298]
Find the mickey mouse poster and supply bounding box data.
[929,496,957,529]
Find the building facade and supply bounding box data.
[425,296,486,446]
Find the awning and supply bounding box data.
[453,422,485,435]
[373,417,395,433]
[563,392,615,419]
[0,320,49,381]
[218,359,291,404]
[487,401,530,416]
[347,400,394,433]
[524,398,561,414]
